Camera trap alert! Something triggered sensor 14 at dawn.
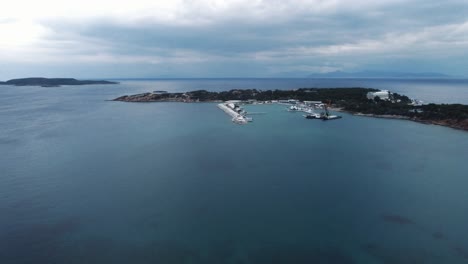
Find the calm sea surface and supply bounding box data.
[1,78,468,263]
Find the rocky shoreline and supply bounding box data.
[332,108,468,131]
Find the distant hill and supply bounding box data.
[307,71,453,78]
[0,77,118,87]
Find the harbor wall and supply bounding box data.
[217,103,247,124]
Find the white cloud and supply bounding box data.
[0,0,404,25]
[0,20,49,49]
[1,0,468,77]
[252,19,468,60]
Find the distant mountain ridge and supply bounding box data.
[307,71,453,78]
[0,77,118,87]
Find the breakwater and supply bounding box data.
[217,103,249,124]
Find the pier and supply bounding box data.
[217,103,250,124]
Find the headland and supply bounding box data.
[113,88,468,131]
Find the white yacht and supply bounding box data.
[288,105,299,111]
[232,115,248,124]
[304,113,321,119]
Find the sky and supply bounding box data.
[1,0,468,79]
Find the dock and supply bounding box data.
[217,103,250,124]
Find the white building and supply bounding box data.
[304,101,323,108]
[367,90,390,100]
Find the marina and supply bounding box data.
[114,87,467,130]
[218,99,342,124]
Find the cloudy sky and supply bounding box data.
[1,0,468,78]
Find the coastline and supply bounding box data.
[112,100,468,132]
[113,88,468,132]
[331,107,468,132]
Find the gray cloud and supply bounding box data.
[2,0,468,78]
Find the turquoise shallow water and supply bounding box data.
[1,79,468,263]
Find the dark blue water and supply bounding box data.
[1,79,468,263]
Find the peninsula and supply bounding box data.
[0,77,118,87]
[113,88,468,131]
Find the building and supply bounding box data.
[225,100,242,104]
[367,90,390,100]
[304,101,323,107]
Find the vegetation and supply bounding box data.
[145,88,383,102]
[419,103,468,121]
[114,88,468,130]
[0,77,118,87]
[339,95,467,122]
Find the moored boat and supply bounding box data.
[304,113,321,119]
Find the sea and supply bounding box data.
[1,78,468,264]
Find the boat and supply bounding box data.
[232,115,248,124]
[303,106,322,119]
[321,114,342,120]
[304,102,342,120]
[304,113,321,119]
[287,105,299,111]
[320,104,342,120]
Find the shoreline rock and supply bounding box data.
[333,108,468,131]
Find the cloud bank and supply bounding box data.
[1,0,468,78]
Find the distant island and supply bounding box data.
[307,71,453,78]
[0,77,118,87]
[113,88,468,131]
